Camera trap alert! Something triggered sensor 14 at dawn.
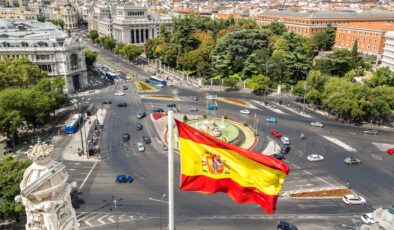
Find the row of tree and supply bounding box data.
[87,30,143,61]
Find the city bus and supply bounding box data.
[64,114,83,134]
[149,76,166,86]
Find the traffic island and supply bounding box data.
[140,95,181,101]
[217,97,255,108]
[283,187,355,199]
[135,81,159,93]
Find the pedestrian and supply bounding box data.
[346,180,351,189]
[329,129,332,134]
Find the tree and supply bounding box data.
[312,24,336,51]
[156,43,178,67]
[305,70,329,105]
[352,39,358,57]
[268,49,290,82]
[99,36,117,51]
[121,44,143,61]
[246,74,271,93]
[222,76,239,89]
[84,49,97,68]
[50,19,64,29]
[242,48,271,78]
[264,22,287,36]
[0,155,31,222]
[365,67,394,87]
[88,30,99,42]
[314,49,357,77]
[37,15,46,22]
[0,57,47,90]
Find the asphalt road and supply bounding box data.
[66,43,394,229]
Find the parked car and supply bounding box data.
[191,96,198,101]
[115,175,133,183]
[123,133,130,141]
[361,213,376,224]
[240,109,250,115]
[266,117,277,123]
[208,104,217,110]
[142,136,151,144]
[363,129,378,135]
[387,148,394,155]
[310,121,324,128]
[277,220,298,230]
[153,108,165,113]
[137,142,145,152]
[344,157,361,165]
[281,136,290,145]
[137,112,147,119]
[135,122,143,130]
[102,99,112,104]
[272,153,285,160]
[206,95,216,100]
[270,129,282,138]
[167,103,177,108]
[123,85,128,90]
[307,154,324,162]
[281,145,291,154]
[117,103,127,107]
[189,107,198,112]
[342,195,366,205]
[115,91,125,96]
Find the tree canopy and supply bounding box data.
[84,49,97,68]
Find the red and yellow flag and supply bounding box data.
[175,119,289,214]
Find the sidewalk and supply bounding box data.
[53,108,107,162]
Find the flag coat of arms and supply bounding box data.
[175,119,290,214]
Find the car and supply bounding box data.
[281,145,291,154]
[135,122,143,130]
[153,108,165,113]
[266,117,277,123]
[307,154,324,162]
[142,136,151,144]
[277,220,298,230]
[117,103,127,107]
[342,195,366,205]
[191,96,198,101]
[137,142,145,152]
[102,99,112,104]
[206,95,216,100]
[189,106,198,112]
[281,137,290,145]
[167,103,177,108]
[272,153,285,160]
[115,91,125,96]
[363,129,378,135]
[361,213,376,224]
[344,157,361,165]
[115,175,133,183]
[270,129,282,138]
[137,112,147,119]
[208,104,217,110]
[387,148,394,155]
[123,133,130,141]
[310,121,324,128]
[240,109,251,115]
[157,83,165,88]
[123,85,128,90]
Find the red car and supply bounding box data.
[387,148,394,155]
[270,129,282,138]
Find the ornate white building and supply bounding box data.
[0,19,88,93]
[381,31,394,71]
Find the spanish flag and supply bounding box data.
[175,119,289,214]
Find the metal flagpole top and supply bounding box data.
[167,110,175,230]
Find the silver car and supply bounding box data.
[310,122,324,128]
[344,157,361,165]
[363,129,378,135]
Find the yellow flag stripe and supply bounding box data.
[180,138,287,196]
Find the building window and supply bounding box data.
[70,53,79,70]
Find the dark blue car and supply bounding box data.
[115,175,133,183]
[153,108,165,113]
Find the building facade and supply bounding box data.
[381,31,394,71]
[335,22,394,55]
[0,7,37,21]
[111,3,172,44]
[256,10,394,37]
[0,19,88,93]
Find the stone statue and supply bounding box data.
[360,205,394,230]
[15,139,78,230]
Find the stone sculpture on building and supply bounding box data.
[360,205,394,230]
[15,140,78,230]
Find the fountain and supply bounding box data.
[200,120,222,137]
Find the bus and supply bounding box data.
[149,76,166,86]
[64,114,83,134]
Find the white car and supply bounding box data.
[281,137,290,145]
[115,91,125,96]
[310,122,324,128]
[137,142,145,152]
[206,95,216,100]
[240,109,250,115]
[361,213,376,224]
[342,195,366,205]
[307,154,324,162]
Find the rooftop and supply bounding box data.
[337,22,394,31]
[258,10,394,19]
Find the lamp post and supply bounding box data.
[103,196,122,230]
[149,194,168,230]
[303,81,306,113]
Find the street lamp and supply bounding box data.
[303,81,307,113]
[103,196,123,230]
[149,194,168,230]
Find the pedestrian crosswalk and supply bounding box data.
[77,212,137,229]
[372,142,394,151]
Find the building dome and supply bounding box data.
[27,140,53,165]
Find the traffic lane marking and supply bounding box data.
[78,161,98,193]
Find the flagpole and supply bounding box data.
[167,110,175,230]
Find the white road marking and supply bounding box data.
[97,215,108,224]
[252,100,287,115]
[78,161,98,192]
[108,215,116,223]
[322,136,357,152]
[372,142,394,151]
[84,214,101,226]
